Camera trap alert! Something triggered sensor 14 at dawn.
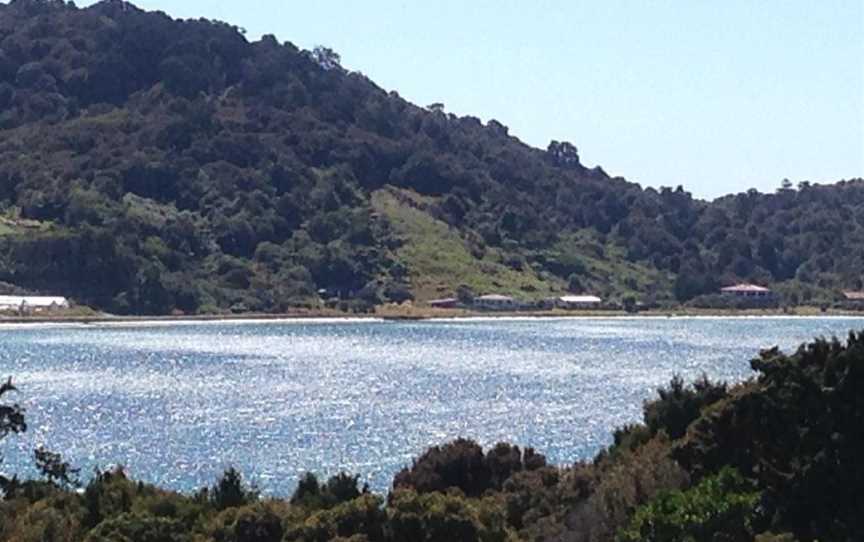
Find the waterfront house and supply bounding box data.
[473,294,517,310]
[558,295,602,309]
[841,291,864,308]
[720,284,773,298]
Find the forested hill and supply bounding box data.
[0,0,861,314]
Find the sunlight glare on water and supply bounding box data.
[0,316,861,494]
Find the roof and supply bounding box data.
[476,294,514,301]
[720,284,771,293]
[559,295,602,303]
[0,296,68,307]
[843,291,864,300]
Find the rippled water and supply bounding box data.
[0,316,860,494]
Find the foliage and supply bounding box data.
[210,467,258,511]
[207,503,287,542]
[34,446,80,489]
[617,467,760,542]
[286,494,386,542]
[392,438,545,497]
[643,374,728,439]
[290,472,365,510]
[0,1,858,314]
[385,489,508,542]
[565,435,691,542]
[0,376,26,441]
[673,332,864,540]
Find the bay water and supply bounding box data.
[0,316,860,494]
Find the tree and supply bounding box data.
[34,445,80,489]
[546,140,580,168]
[311,45,342,70]
[211,467,258,510]
[0,377,26,442]
[0,376,25,491]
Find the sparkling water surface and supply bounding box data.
[0,316,861,495]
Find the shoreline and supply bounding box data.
[0,305,863,327]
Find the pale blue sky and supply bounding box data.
[68,1,864,198]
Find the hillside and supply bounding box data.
[0,0,862,314]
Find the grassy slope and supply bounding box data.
[372,186,671,304]
[549,232,673,302]
[372,187,565,302]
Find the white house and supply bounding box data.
[0,296,70,313]
[428,297,459,309]
[558,295,602,309]
[720,284,773,298]
[473,294,517,310]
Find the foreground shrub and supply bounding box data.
[285,494,386,542]
[291,472,365,510]
[3,495,85,542]
[83,512,190,542]
[207,502,287,542]
[673,333,864,539]
[82,468,138,530]
[386,489,507,542]
[643,374,727,439]
[564,435,689,542]
[393,439,545,497]
[617,467,760,542]
[210,467,258,511]
[500,465,576,540]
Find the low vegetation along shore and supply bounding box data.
[0,304,861,326]
[0,331,861,541]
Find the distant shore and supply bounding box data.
[0,304,863,326]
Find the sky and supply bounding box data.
[70,0,863,200]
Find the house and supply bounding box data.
[428,297,458,309]
[473,294,517,310]
[0,296,70,314]
[558,295,602,309]
[720,284,773,298]
[841,291,864,308]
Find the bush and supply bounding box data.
[617,467,760,542]
[83,512,190,542]
[672,333,864,540]
[285,494,386,542]
[210,468,258,511]
[291,472,364,511]
[386,490,506,542]
[208,503,286,542]
[393,439,546,497]
[643,375,727,439]
[565,435,689,542]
